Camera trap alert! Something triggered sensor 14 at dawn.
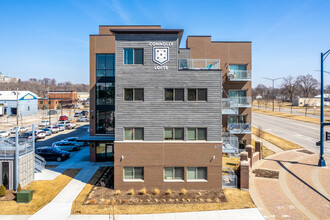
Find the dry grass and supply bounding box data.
[251,139,275,159]
[128,189,135,195]
[253,108,330,124]
[165,189,172,195]
[180,188,187,195]
[0,169,80,215]
[138,188,147,195]
[222,156,240,174]
[72,188,255,215]
[115,190,121,195]
[252,127,302,151]
[153,188,160,195]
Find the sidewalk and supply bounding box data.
[250,149,330,219]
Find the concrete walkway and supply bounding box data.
[250,149,330,219]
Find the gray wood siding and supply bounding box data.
[115,34,222,141]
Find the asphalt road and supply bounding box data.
[252,112,330,157]
[35,123,89,148]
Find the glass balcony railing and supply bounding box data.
[222,98,238,114]
[178,59,220,70]
[222,133,239,153]
[236,97,252,107]
[227,123,251,134]
[227,70,251,81]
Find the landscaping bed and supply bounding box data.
[253,169,279,179]
[0,190,15,201]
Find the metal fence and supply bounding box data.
[0,137,33,159]
[222,166,238,188]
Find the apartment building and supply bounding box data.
[86,25,251,190]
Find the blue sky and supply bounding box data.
[0,0,329,87]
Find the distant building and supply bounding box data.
[77,92,89,101]
[0,91,39,116]
[298,94,330,106]
[0,73,20,83]
[38,98,60,109]
[49,91,78,107]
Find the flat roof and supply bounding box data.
[110,29,183,34]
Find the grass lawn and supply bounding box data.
[0,169,80,215]
[251,139,275,159]
[252,108,330,124]
[252,127,302,151]
[72,167,255,215]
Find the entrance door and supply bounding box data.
[96,143,114,162]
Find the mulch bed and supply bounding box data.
[253,169,279,179]
[45,165,58,169]
[0,190,16,201]
[84,167,227,206]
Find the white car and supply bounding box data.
[10,127,27,134]
[57,124,65,131]
[52,141,80,151]
[46,126,60,133]
[39,120,50,127]
[61,137,88,147]
[0,130,10,137]
[77,116,89,122]
[36,130,46,139]
[58,121,76,129]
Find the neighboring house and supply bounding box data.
[0,91,39,116]
[80,25,252,190]
[298,94,330,106]
[38,98,60,109]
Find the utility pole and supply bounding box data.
[318,49,330,167]
[48,88,51,125]
[263,77,282,111]
[16,88,19,125]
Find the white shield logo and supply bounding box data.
[153,47,169,65]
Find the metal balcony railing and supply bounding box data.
[0,138,33,159]
[222,134,239,153]
[227,123,251,134]
[178,59,220,70]
[227,70,251,81]
[222,98,238,115]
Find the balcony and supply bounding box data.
[227,123,251,134]
[236,97,252,107]
[222,133,239,153]
[222,98,238,115]
[227,70,251,81]
[178,59,220,70]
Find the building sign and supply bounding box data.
[149,42,174,70]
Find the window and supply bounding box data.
[124,48,144,64]
[164,128,184,140]
[124,128,144,140]
[164,167,184,180]
[187,167,207,180]
[96,82,115,105]
[124,88,144,101]
[164,89,184,101]
[188,89,207,101]
[229,64,246,71]
[228,115,247,124]
[96,54,115,77]
[40,101,43,104]
[96,110,115,134]
[187,128,207,140]
[229,90,247,98]
[124,167,144,180]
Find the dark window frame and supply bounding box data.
[124,88,144,102]
[96,54,115,77]
[164,88,184,101]
[187,127,207,141]
[187,88,207,101]
[164,127,184,140]
[124,127,144,140]
[124,167,144,180]
[124,48,144,65]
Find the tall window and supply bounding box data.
[188,89,207,101]
[187,128,207,141]
[164,89,184,101]
[96,82,115,105]
[229,90,247,98]
[164,128,184,140]
[187,167,207,180]
[124,48,144,64]
[96,110,115,134]
[124,128,144,140]
[164,167,184,180]
[96,54,115,77]
[124,167,144,180]
[124,88,144,101]
[229,64,246,71]
[228,115,247,124]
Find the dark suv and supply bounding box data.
[35,147,70,162]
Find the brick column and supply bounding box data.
[240,151,248,161]
[245,145,253,167]
[255,140,263,160]
[240,161,250,190]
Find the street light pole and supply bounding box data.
[264,77,282,111]
[318,49,330,167]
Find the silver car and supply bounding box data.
[52,141,80,151]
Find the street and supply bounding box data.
[252,112,330,157]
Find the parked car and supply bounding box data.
[81,110,89,116]
[0,130,10,137]
[48,110,57,115]
[8,135,33,143]
[59,115,69,121]
[36,130,46,139]
[74,112,82,117]
[39,120,50,127]
[40,128,52,136]
[61,137,88,147]
[57,124,65,131]
[35,147,70,162]
[77,116,89,122]
[52,141,80,151]
[10,126,27,134]
[46,126,59,133]
[19,131,41,141]
[57,121,76,129]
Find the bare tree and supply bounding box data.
[325,85,330,94]
[297,74,319,98]
[281,75,299,114]
[276,98,284,112]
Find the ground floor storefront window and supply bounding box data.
[96,142,114,162]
